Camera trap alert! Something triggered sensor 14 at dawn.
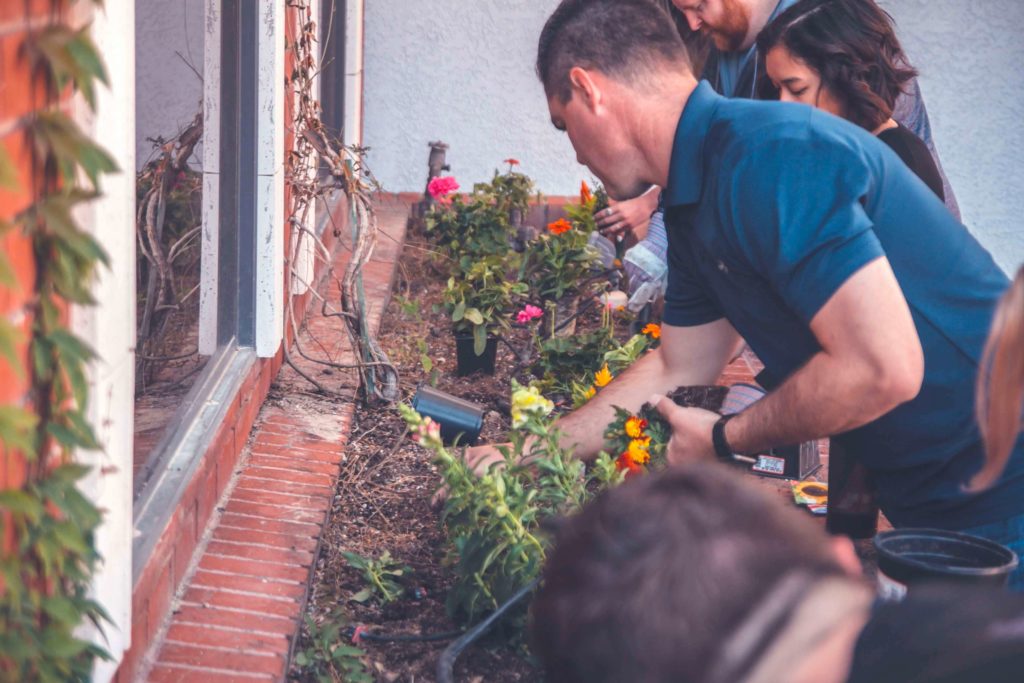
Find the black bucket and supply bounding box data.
[874,528,1018,598]
[412,385,485,446]
[454,335,498,376]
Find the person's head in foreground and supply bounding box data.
[756,0,915,132]
[531,465,869,683]
[537,0,696,201]
[531,465,1024,683]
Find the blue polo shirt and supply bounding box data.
[663,81,1024,530]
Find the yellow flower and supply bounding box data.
[624,416,648,439]
[594,364,613,388]
[584,386,596,400]
[511,385,555,428]
[642,323,661,339]
[626,438,650,465]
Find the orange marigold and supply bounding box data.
[626,438,651,465]
[548,218,572,235]
[580,180,593,204]
[616,452,644,477]
[594,364,613,388]
[642,323,661,339]
[625,416,648,438]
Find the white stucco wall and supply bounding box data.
[135,0,204,170]
[364,0,1023,271]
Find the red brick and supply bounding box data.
[172,604,298,636]
[205,539,314,567]
[212,525,319,553]
[182,586,301,620]
[217,511,321,538]
[223,498,326,525]
[235,474,333,498]
[164,622,290,654]
[157,643,286,678]
[243,465,333,487]
[148,664,273,682]
[147,560,175,657]
[230,486,330,512]
[189,570,306,600]
[173,499,199,588]
[197,553,311,582]
[250,442,342,464]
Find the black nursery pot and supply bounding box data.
[454,335,498,377]
[412,385,485,446]
[874,528,1019,598]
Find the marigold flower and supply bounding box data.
[594,364,613,388]
[580,180,593,204]
[548,218,573,235]
[626,438,651,465]
[642,323,661,339]
[616,452,644,477]
[515,304,544,324]
[625,416,648,438]
[584,385,596,400]
[428,176,460,201]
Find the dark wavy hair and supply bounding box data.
[756,0,918,131]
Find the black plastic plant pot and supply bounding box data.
[412,385,485,446]
[454,335,498,377]
[874,528,1019,599]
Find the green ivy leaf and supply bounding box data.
[0,490,44,522]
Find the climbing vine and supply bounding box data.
[0,2,115,680]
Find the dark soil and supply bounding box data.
[290,224,641,682]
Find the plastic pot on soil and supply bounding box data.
[454,335,498,376]
[874,528,1019,599]
[412,385,485,446]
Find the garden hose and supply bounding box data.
[436,579,540,683]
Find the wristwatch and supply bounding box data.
[712,414,738,462]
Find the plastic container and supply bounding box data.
[411,385,485,446]
[874,528,1019,599]
[454,335,498,376]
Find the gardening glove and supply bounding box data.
[623,209,668,312]
[587,231,617,269]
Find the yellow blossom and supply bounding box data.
[594,364,613,388]
[625,416,648,439]
[584,386,596,400]
[511,384,554,428]
[642,323,661,339]
[626,438,650,465]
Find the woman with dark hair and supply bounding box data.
[757,0,946,201]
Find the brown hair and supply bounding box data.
[973,266,1024,490]
[537,0,691,103]
[530,465,847,682]
[756,0,917,131]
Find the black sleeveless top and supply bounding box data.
[877,123,946,202]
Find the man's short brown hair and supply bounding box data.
[530,465,847,682]
[537,0,692,103]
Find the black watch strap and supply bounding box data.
[712,414,737,462]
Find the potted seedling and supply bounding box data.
[442,257,528,376]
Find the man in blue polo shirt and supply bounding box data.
[520,0,1024,584]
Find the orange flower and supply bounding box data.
[642,323,661,339]
[580,180,593,204]
[548,218,573,235]
[616,453,644,477]
[584,385,596,400]
[594,364,613,388]
[626,438,651,465]
[625,416,648,438]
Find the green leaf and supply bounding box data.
[473,324,487,356]
[0,490,44,522]
[420,354,432,373]
[0,145,18,191]
[451,300,465,322]
[463,308,484,326]
[350,587,373,603]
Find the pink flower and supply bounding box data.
[516,304,544,324]
[428,176,460,202]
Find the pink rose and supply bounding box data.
[428,176,460,202]
[516,304,544,324]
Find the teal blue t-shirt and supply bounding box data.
[663,82,1021,529]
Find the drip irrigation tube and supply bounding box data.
[437,579,540,683]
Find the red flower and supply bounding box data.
[548,218,573,235]
[428,176,460,201]
[504,158,520,166]
[580,180,593,204]
[616,452,644,477]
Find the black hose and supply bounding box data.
[436,579,540,683]
[346,626,464,643]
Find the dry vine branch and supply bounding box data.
[284,0,398,404]
[135,110,203,388]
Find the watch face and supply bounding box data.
[753,454,786,476]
